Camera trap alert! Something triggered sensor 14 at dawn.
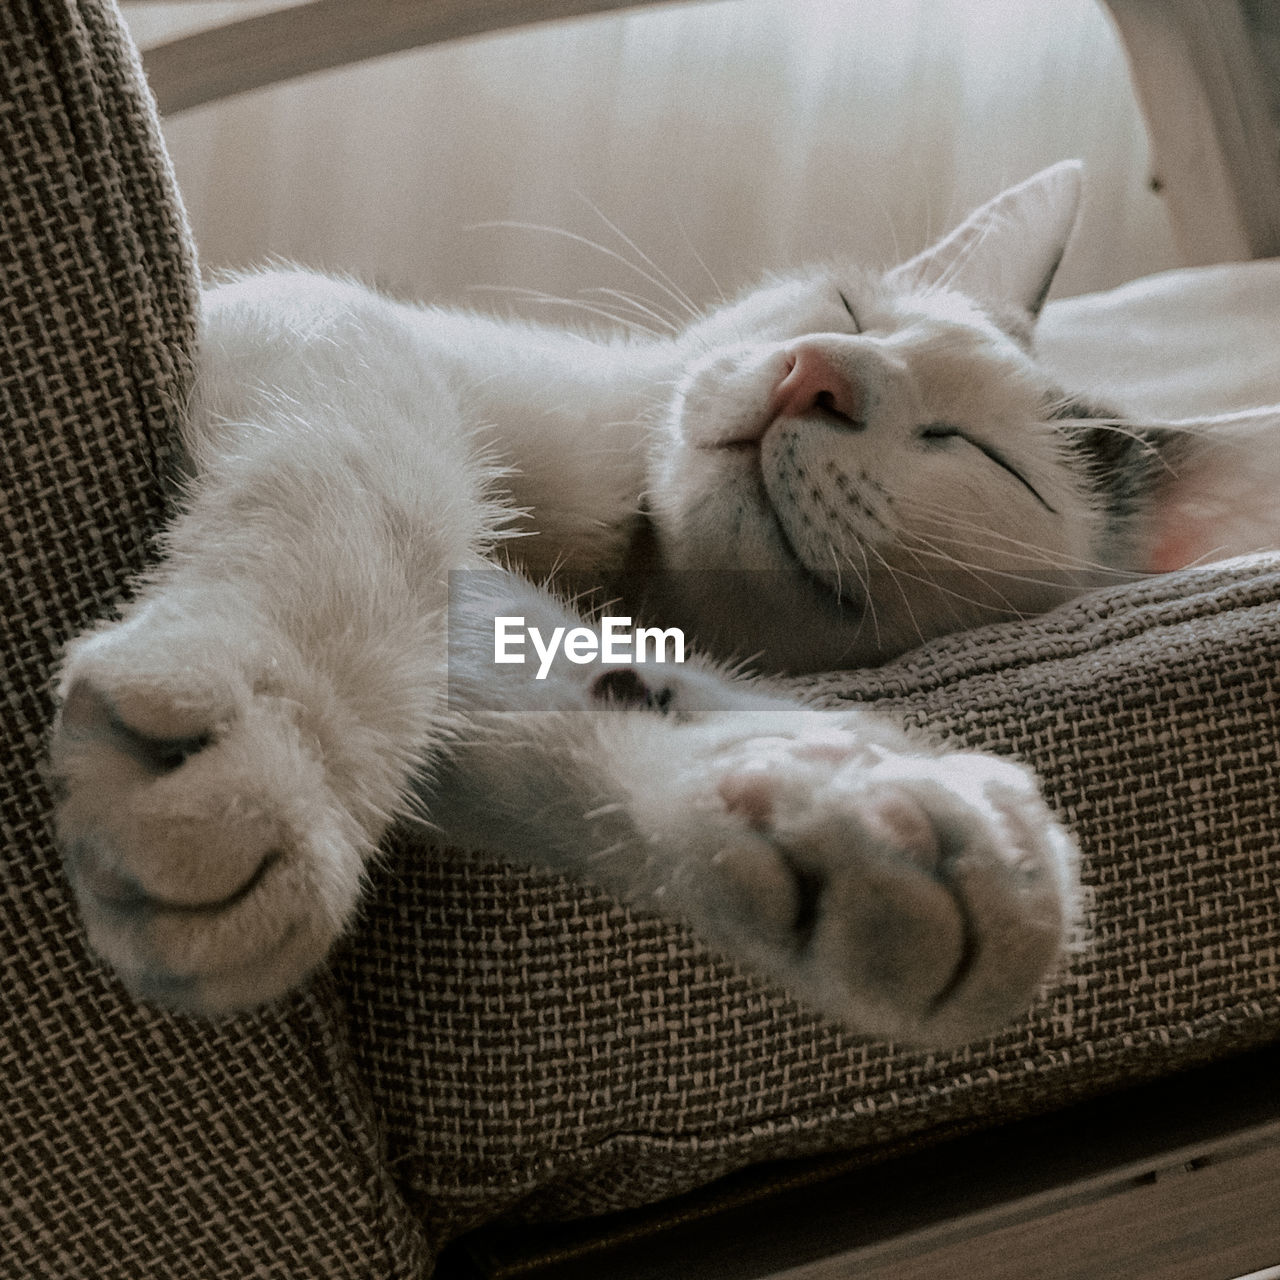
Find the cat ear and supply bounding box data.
[887,160,1083,318]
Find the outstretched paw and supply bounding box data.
[660,721,1078,1045]
[51,628,371,1014]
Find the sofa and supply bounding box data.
[3,3,1278,1276]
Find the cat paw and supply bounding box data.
[50,623,375,1014]
[657,723,1079,1045]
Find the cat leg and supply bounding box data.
[431,575,1080,1046]
[619,718,1080,1046]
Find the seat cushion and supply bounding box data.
[342,557,1280,1243]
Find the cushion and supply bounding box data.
[1038,257,1280,415]
[345,556,1280,1249]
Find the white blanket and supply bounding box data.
[1038,259,1280,419]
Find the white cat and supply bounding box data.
[55,161,1265,1046]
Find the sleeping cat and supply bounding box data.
[51,161,1271,1046]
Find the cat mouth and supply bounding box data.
[697,426,770,455]
[713,438,866,620]
[692,392,779,452]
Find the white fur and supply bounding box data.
[49,166,1123,1044]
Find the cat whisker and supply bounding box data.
[861,539,930,648]
[585,837,637,866]
[848,534,883,650]
[892,538,1025,628]
[884,514,1034,613]
[474,219,701,331]
[871,187,905,269]
[892,542,974,631]
[574,191,704,322]
[468,284,664,339]
[1046,411,1181,477]
[825,543,873,647]
[899,494,1138,578]
[1169,544,1236,570]
[877,534,1026,620]
[901,491,1096,561]
[668,206,728,305]
[582,286,683,335]
[471,284,660,337]
[827,543,846,606]
[911,531,1129,585]
[900,527,1122,599]
[902,540,1075,600]
[583,802,626,821]
[900,509,1085,572]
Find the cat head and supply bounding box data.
[644,161,1145,671]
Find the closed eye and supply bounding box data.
[837,289,862,334]
[919,423,1057,513]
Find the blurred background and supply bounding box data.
[122,0,1180,318]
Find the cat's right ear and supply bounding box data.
[887,160,1083,319]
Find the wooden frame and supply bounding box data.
[1101,0,1280,263]
[137,0,690,115]
[438,1045,1280,1279]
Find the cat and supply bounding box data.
[50,161,1275,1047]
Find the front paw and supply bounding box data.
[652,722,1079,1045]
[50,627,371,1015]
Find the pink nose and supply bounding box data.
[771,342,865,426]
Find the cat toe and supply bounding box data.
[58,677,213,774]
[590,667,675,713]
[827,754,1079,1045]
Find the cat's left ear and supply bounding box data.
[887,160,1083,319]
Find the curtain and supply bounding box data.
[124,0,1178,318]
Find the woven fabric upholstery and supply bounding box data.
[0,4,428,1277]
[3,4,1279,1278]
[343,561,1280,1242]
